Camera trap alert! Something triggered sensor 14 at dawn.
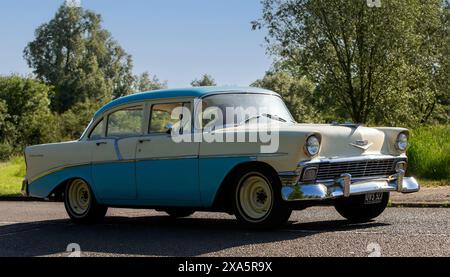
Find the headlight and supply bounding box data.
[396,132,408,151]
[305,135,320,156]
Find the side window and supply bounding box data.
[89,119,104,140]
[149,102,191,134]
[107,106,144,138]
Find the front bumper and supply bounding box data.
[281,173,420,202]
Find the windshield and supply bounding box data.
[198,93,295,130]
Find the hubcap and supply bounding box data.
[68,179,91,215]
[238,174,273,222]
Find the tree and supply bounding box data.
[253,0,449,125]
[132,72,167,93]
[0,76,57,149]
[252,71,319,122]
[191,74,217,87]
[24,4,134,113]
[0,99,15,159]
[58,101,103,140]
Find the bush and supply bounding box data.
[0,143,13,161]
[0,75,55,150]
[407,125,450,180]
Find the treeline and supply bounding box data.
[252,0,449,126]
[1,1,449,161]
[0,4,217,160]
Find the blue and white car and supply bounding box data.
[23,87,419,228]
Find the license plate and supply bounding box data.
[364,192,384,204]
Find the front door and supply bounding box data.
[135,101,200,206]
[91,105,144,200]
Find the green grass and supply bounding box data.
[418,179,450,187]
[407,125,450,181]
[0,156,25,197]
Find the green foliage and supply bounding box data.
[132,72,167,92]
[24,4,133,112]
[58,101,104,140]
[191,74,217,87]
[107,107,143,137]
[254,0,450,126]
[252,71,320,122]
[408,125,450,180]
[0,143,13,162]
[0,75,56,149]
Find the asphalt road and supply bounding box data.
[0,201,448,257]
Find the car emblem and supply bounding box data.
[350,140,373,150]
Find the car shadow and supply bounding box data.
[0,214,389,257]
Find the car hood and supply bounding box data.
[217,122,396,157]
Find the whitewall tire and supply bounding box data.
[232,166,292,228]
[64,179,108,223]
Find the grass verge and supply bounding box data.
[408,125,449,180]
[0,156,25,197]
[419,179,450,187]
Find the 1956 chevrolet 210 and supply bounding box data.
[23,87,420,228]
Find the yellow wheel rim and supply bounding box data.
[68,179,91,215]
[238,174,273,222]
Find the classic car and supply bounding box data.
[22,87,420,228]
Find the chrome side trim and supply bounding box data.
[28,155,200,184]
[29,162,90,184]
[200,152,288,159]
[113,140,123,160]
[135,155,199,162]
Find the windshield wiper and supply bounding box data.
[241,113,288,125]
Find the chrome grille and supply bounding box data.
[316,159,397,180]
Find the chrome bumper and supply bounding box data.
[281,172,420,201]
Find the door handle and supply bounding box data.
[96,141,108,146]
[139,139,152,143]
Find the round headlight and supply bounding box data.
[396,133,408,151]
[305,135,320,156]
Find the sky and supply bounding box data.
[0,0,273,88]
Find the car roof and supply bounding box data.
[93,86,278,119]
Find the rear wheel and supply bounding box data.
[64,179,108,223]
[334,192,390,222]
[232,166,292,228]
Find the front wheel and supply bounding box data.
[64,179,108,223]
[232,167,292,228]
[334,192,390,223]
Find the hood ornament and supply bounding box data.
[350,140,372,150]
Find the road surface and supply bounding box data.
[0,201,448,257]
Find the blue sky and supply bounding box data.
[0,0,272,88]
